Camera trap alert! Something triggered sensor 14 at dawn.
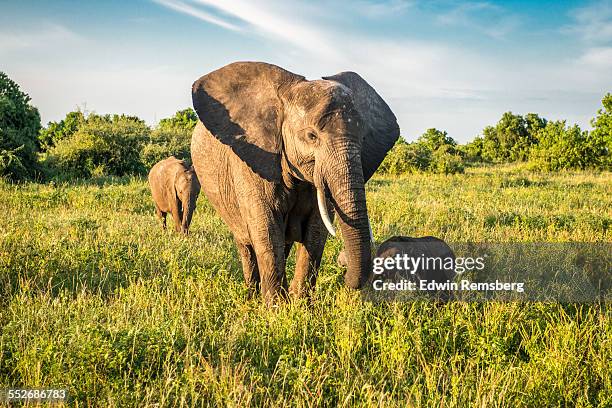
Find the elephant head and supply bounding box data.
[175,167,200,234]
[192,62,399,289]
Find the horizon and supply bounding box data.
[1,0,610,142]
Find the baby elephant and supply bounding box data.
[148,156,201,234]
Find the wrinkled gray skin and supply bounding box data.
[191,62,399,302]
[148,156,201,234]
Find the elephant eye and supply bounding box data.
[306,131,318,142]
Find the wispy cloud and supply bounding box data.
[153,0,510,139]
[0,23,82,54]
[435,2,519,39]
[154,0,496,98]
[152,0,586,139]
[152,0,242,31]
[578,46,612,69]
[153,0,339,58]
[189,0,338,58]
[569,1,612,43]
[353,0,413,18]
[565,2,612,71]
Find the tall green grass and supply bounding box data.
[0,166,610,406]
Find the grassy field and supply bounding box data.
[0,165,610,407]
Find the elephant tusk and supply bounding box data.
[317,188,336,237]
[368,220,375,243]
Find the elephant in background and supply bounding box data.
[191,62,399,301]
[148,156,201,234]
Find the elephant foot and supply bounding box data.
[245,284,260,300]
[262,288,289,307]
[288,281,312,301]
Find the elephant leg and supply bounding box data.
[251,224,288,304]
[155,204,167,229]
[289,215,327,299]
[169,195,183,233]
[171,210,182,232]
[236,241,260,298]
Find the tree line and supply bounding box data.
[1,71,195,181]
[380,97,611,175]
[1,71,610,181]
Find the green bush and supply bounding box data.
[39,110,85,151]
[528,121,609,171]
[157,108,197,132]
[140,126,192,169]
[0,71,42,180]
[140,108,196,169]
[378,139,427,175]
[378,129,464,175]
[459,136,485,163]
[42,108,198,179]
[471,112,546,163]
[589,93,612,170]
[45,114,150,178]
[430,144,464,174]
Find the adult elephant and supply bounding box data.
[191,62,399,301]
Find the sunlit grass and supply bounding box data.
[0,166,610,406]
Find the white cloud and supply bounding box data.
[564,2,612,83]
[157,0,496,98]
[435,2,519,39]
[353,0,413,18]
[569,1,612,43]
[578,46,612,69]
[152,0,242,31]
[6,2,607,142]
[0,23,82,54]
[185,0,339,59]
[151,0,610,140]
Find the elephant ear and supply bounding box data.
[322,72,399,181]
[192,62,305,182]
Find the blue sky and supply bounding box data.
[1,0,610,142]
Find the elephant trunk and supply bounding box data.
[181,190,197,234]
[316,150,371,289]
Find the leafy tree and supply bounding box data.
[378,129,464,175]
[478,112,544,163]
[528,121,607,171]
[45,114,150,178]
[141,127,192,169]
[0,71,42,180]
[140,108,196,169]
[525,113,547,136]
[39,110,85,151]
[430,144,464,174]
[378,138,429,175]
[417,128,463,174]
[158,108,197,132]
[589,93,612,170]
[418,128,456,151]
[459,136,485,163]
[528,95,610,171]
[480,125,499,162]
